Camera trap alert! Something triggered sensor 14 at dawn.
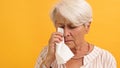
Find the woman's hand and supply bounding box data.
[43,32,63,67]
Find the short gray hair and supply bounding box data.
[50,0,92,26]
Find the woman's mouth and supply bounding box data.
[65,40,72,43]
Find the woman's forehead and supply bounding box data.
[55,12,72,24]
[54,11,84,26]
[55,11,66,21]
[55,20,75,26]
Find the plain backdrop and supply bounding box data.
[0,0,120,68]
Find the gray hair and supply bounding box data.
[50,0,92,26]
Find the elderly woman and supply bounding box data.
[35,0,116,68]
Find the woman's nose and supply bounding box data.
[64,27,70,37]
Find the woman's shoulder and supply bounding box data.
[94,46,115,58]
[34,46,49,68]
[39,46,49,58]
[94,46,116,65]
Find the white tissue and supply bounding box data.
[55,27,74,64]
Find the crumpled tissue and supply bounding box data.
[55,27,74,64]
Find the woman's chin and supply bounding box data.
[65,43,75,49]
[65,42,72,46]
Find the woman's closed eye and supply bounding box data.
[68,25,77,29]
[59,25,64,28]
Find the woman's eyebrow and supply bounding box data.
[68,23,75,26]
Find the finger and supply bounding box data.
[49,37,61,47]
[52,32,63,37]
[53,37,62,43]
[53,35,63,41]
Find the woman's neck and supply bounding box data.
[71,42,91,59]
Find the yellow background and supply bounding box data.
[0,0,120,68]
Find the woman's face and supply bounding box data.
[54,12,90,49]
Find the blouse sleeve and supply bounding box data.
[102,49,117,68]
[34,46,48,68]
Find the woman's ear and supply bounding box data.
[84,22,91,33]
